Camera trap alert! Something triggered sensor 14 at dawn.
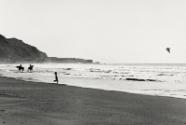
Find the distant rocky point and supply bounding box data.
[46,57,93,63]
[0,34,94,63]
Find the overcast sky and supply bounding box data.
[1,0,186,63]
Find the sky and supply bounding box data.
[1,0,186,63]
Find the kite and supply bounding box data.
[166,47,171,53]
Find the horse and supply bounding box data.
[28,64,34,72]
[16,65,24,71]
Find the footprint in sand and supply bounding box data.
[0,109,6,114]
[0,109,6,112]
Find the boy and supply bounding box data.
[54,72,59,84]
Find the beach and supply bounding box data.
[0,76,186,125]
[1,63,186,99]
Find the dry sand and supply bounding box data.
[0,76,186,125]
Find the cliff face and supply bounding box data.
[0,34,47,63]
[0,34,94,63]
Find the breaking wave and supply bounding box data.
[0,63,186,99]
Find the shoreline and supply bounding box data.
[2,75,186,100]
[0,76,186,124]
[1,63,186,100]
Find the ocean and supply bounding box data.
[0,63,186,99]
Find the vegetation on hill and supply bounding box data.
[0,34,47,63]
[0,34,94,63]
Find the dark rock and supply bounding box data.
[126,78,146,81]
[46,57,93,63]
[126,78,161,82]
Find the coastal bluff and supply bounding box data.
[0,34,47,63]
[0,34,94,63]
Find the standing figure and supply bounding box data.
[54,72,59,84]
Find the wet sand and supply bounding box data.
[0,76,186,125]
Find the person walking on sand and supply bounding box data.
[54,72,59,84]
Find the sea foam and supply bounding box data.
[0,63,186,99]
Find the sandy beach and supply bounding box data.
[0,77,186,125]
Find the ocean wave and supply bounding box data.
[1,64,186,99]
[89,68,112,73]
[126,78,161,82]
[63,68,72,70]
[157,73,174,76]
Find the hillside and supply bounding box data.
[0,34,47,63]
[0,34,94,63]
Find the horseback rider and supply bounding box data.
[28,64,34,72]
[16,64,24,71]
